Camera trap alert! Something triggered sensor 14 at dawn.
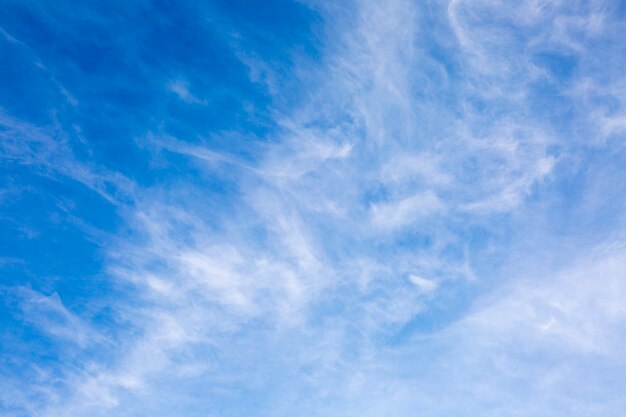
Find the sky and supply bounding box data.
[2,0,626,416]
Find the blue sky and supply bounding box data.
[2,1,626,416]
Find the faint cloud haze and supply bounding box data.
[2,1,626,416]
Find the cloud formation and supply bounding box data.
[2,1,626,416]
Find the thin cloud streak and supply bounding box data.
[2,1,626,416]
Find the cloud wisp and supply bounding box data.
[2,1,626,416]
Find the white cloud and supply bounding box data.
[166,79,204,104]
[408,274,437,294]
[16,288,100,348]
[6,1,626,416]
[370,191,445,230]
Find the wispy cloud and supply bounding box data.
[166,79,205,104]
[2,0,626,416]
